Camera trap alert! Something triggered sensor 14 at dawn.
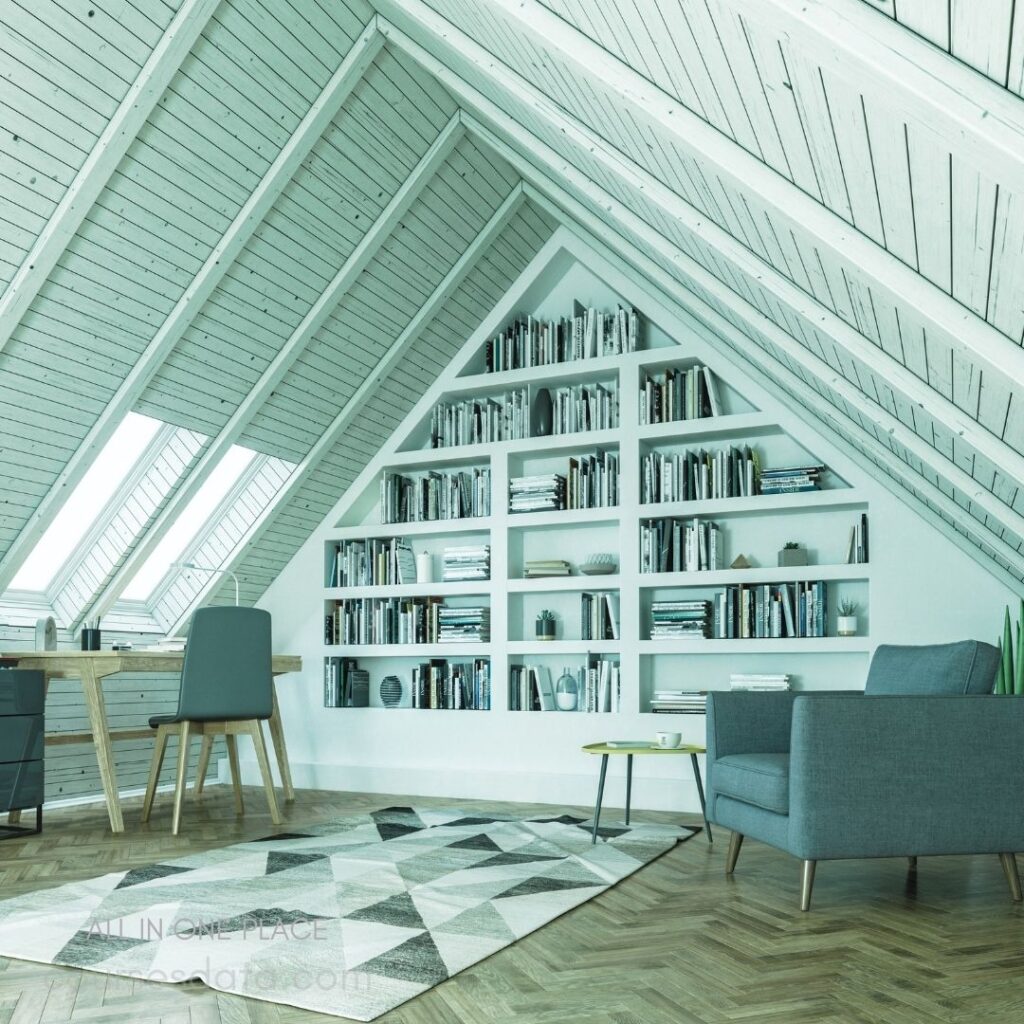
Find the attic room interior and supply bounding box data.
[2,0,1024,1021]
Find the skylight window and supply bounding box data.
[120,445,257,600]
[10,412,162,592]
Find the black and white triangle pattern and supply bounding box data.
[0,807,695,1020]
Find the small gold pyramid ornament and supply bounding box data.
[731,554,751,569]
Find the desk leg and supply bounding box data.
[625,754,633,827]
[81,666,124,834]
[267,684,294,802]
[6,810,20,825]
[591,755,609,845]
[691,752,711,843]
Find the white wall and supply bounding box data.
[256,240,1018,814]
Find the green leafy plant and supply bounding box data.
[783,541,801,550]
[994,600,1024,695]
[837,599,858,617]
[537,610,556,621]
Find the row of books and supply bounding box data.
[651,689,706,714]
[567,451,619,509]
[642,446,762,505]
[730,673,790,691]
[640,518,724,574]
[430,389,528,448]
[759,465,824,495]
[484,304,641,373]
[443,545,490,582]
[639,365,721,424]
[380,469,490,523]
[412,659,491,710]
[650,600,711,639]
[580,591,620,641]
[846,514,869,564]
[711,582,828,639]
[329,538,416,588]
[550,381,618,435]
[323,657,370,708]
[325,598,490,646]
[509,659,622,712]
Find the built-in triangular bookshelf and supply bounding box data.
[322,230,870,731]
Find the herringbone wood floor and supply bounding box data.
[0,788,1022,1024]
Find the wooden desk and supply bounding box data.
[0,650,302,834]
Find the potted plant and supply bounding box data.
[536,609,557,641]
[994,600,1024,694]
[837,600,858,637]
[778,541,807,567]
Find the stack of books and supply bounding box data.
[711,582,828,639]
[524,558,572,578]
[509,474,566,514]
[442,545,490,582]
[437,606,490,643]
[650,600,711,639]
[412,658,490,710]
[329,538,416,587]
[639,365,721,424]
[640,517,723,574]
[551,381,619,434]
[567,451,619,509]
[641,445,760,504]
[430,388,529,447]
[759,465,824,494]
[846,514,869,563]
[580,592,619,641]
[323,657,370,708]
[144,636,187,652]
[509,658,621,712]
[730,674,791,691]
[381,468,490,523]
[650,689,707,714]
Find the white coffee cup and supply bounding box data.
[655,731,682,749]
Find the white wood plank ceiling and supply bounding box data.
[1,0,1023,625]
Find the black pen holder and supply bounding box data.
[81,628,101,651]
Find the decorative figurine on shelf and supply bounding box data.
[778,541,808,567]
[380,675,403,708]
[580,553,617,576]
[555,666,578,711]
[531,387,553,436]
[536,609,557,641]
[730,554,752,569]
[837,600,859,637]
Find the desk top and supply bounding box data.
[1,650,302,675]
[582,742,705,755]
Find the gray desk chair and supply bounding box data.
[142,606,281,835]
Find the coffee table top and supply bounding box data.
[583,742,706,755]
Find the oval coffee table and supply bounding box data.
[582,742,711,844]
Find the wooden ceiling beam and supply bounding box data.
[0,20,384,595]
[0,0,223,356]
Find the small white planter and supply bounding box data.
[837,615,857,637]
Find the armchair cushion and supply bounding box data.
[864,640,998,695]
[713,753,790,814]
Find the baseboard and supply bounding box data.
[234,758,707,815]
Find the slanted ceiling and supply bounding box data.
[1,0,1023,622]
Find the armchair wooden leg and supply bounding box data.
[725,832,744,875]
[194,735,214,798]
[999,853,1022,902]
[141,726,170,823]
[171,721,192,837]
[907,856,918,871]
[225,734,244,815]
[800,860,816,912]
[248,721,281,825]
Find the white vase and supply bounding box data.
[415,551,433,584]
[837,615,857,637]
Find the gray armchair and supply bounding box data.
[706,641,1024,909]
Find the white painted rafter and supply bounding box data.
[0,0,223,356]
[0,20,384,595]
[173,182,527,628]
[80,115,465,625]
[376,11,1024,567]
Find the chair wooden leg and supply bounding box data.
[141,726,170,823]
[171,721,192,836]
[999,853,1022,902]
[800,860,817,912]
[225,734,244,815]
[725,832,744,874]
[194,735,214,798]
[249,721,281,825]
[907,856,918,871]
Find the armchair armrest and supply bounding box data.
[789,695,1024,860]
[706,692,798,761]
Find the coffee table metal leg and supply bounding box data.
[592,754,609,844]
[625,754,633,827]
[691,752,712,843]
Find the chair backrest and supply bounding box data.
[864,640,999,695]
[176,607,273,721]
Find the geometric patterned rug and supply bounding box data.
[0,806,697,1020]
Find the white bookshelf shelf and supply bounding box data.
[507,507,620,528]
[507,640,620,655]
[324,581,492,599]
[328,518,493,541]
[638,490,866,519]
[638,638,871,655]
[638,564,871,588]
[325,644,494,657]
[637,411,774,443]
[506,575,621,592]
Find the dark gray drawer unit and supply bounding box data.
[0,670,43,838]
